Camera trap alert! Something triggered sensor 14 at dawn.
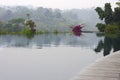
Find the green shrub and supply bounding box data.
[105,24,120,34]
[96,23,106,32]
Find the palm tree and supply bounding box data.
[26,13,30,20]
[25,13,36,33]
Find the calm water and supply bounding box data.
[0,33,103,48]
[0,33,120,80]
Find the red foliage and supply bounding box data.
[72,25,82,32]
[72,25,83,36]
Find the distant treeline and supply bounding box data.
[0,6,100,33]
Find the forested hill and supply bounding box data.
[0,6,101,32]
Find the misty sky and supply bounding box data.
[0,0,119,9]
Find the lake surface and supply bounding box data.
[0,33,103,48]
[0,33,119,80]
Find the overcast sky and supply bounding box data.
[0,0,119,9]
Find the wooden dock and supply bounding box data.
[72,51,120,80]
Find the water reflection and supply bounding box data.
[94,36,120,56]
[73,32,82,36]
[25,33,35,39]
[0,33,100,48]
[1,33,119,80]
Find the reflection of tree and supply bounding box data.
[94,36,120,56]
[112,37,120,52]
[94,40,104,52]
[25,33,35,39]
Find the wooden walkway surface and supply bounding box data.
[72,51,120,80]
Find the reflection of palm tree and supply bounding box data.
[94,40,104,52]
[112,37,120,52]
[104,37,112,56]
[94,36,120,56]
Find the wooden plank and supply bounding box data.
[72,51,120,80]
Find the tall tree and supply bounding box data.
[26,13,30,20]
[104,3,113,24]
[95,3,113,24]
[25,14,36,33]
[95,7,105,20]
[114,1,120,25]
